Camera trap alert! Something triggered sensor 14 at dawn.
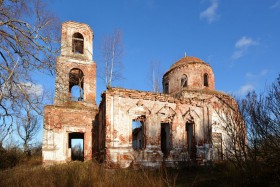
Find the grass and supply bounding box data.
[0,161,168,187]
[0,159,279,187]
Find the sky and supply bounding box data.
[43,0,280,105]
[5,0,280,147]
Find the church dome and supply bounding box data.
[163,55,215,96]
[168,56,210,72]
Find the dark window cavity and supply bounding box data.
[204,73,209,87]
[181,74,188,88]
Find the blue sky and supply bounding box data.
[5,0,280,147]
[44,0,280,103]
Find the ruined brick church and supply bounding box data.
[42,21,240,167]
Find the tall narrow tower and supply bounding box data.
[42,21,98,164]
[55,21,97,107]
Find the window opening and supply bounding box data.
[161,123,171,156]
[212,133,223,160]
[68,132,84,161]
[69,68,84,101]
[72,32,84,54]
[164,82,169,94]
[204,73,209,87]
[71,85,84,101]
[132,116,145,150]
[181,75,188,88]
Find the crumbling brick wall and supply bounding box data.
[43,105,97,164]
[97,87,238,168]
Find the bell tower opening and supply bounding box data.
[72,32,84,54]
[69,68,84,101]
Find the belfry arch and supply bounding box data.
[69,68,84,101]
[72,32,84,54]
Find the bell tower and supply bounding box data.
[55,21,96,107]
[43,21,97,164]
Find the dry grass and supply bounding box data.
[0,161,175,187]
[1,159,278,187]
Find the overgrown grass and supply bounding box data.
[0,159,279,187]
[0,161,171,187]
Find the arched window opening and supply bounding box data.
[204,73,209,87]
[164,82,169,94]
[71,85,84,101]
[72,33,84,54]
[181,75,188,88]
[69,68,84,101]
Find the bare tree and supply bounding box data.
[214,100,247,166]
[149,60,162,93]
[215,74,280,186]
[16,102,40,156]
[0,0,60,133]
[0,124,10,149]
[71,143,83,161]
[100,30,124,88]
[242,77,280,170]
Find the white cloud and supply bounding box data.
[232,50,245,60]
[236,84,254,95]
[200,0,219,23]
[235,70,269,96]
[22,82,44,96]
[245,69,268,80]
[232,36,258,60]
[270,0,280,8]
[235,37,258,48]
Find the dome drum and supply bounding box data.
[163,56,215,96]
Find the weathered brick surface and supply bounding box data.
[43,105,97,163]
[96,87,238,168]
[61,21,93,61]
[55,57,97,106]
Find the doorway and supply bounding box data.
[161,123,171,156]
[68,132,84,161]
[186,122,195,160]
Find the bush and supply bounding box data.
[0,146,24,170]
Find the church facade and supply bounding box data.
[42,21,243,168]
